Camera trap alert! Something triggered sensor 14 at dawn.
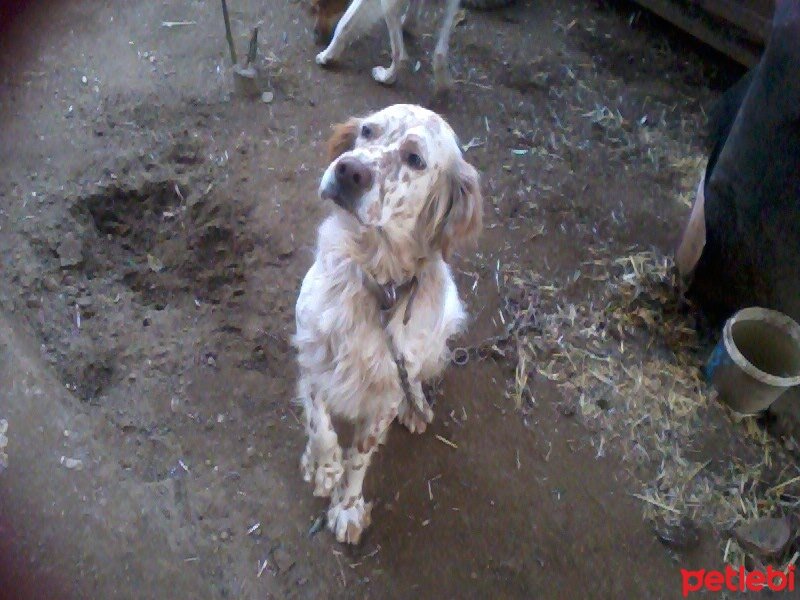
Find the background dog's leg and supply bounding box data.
[401,0,422,36]
[433,0,460,94]
[372,0,407,85]
[299,379,344,497]
[316,0,367,66]
[327,402,399,544]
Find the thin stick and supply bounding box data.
[247,27,259,66]
[333,551,346,587]
[247,522,260,535]
[257,559,268,578]
[682,460,710,487]
[434,434,458,449]
[220,0,238,66]
[631,493,680,514]
[766,474,800,495]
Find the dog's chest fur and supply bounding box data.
[294,221,465,422]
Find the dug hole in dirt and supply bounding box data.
[2,0,793,599]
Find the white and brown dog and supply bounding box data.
[313,0,462,95]
[293,104,482,543]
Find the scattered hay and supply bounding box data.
[456,7,799,568]
[491,249,800,567]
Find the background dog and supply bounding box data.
[293,104,482,543]
[311,0,462,95]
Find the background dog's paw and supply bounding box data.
[315,51,333,66]
[328,496,372,544]
[371,66,397,85]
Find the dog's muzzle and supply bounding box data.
[320,156,373,211]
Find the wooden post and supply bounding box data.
[220,0,238,66]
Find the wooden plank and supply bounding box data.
[633,0,762,67]
[693,0,772,43]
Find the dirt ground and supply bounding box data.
[0,0,750,598]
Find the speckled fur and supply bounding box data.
[293,104,482,544]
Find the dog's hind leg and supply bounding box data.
[316,0,368,66]
[402,0,422,36]
[372,0,407,85]
[327,402,399,544]
[433,0,460,94]
[299,378,344,498]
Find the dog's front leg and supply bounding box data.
[316,0,367,66]
[372,0,408,85]
[432,0,460,94]
[398,379,434,434]
[299,378,344,497]
[327,402,399,544]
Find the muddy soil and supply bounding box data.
[0,0,743,598]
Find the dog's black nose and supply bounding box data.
[335,157,373,194]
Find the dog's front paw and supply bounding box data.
[371,66,397,86]
[328,495,372,544]
[398,398,433,434]
[301,446,344,497]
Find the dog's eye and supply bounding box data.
[406,152,425,170]
[361,125,373,139]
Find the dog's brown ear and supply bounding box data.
[424,158,483,261]
[327,118,359,162]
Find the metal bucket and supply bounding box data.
[706,307,800,415]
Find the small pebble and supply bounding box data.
[243,446,257,468]
[43,276,60,292]
[60,456,83,470]
[81,75,88,85]
[261,91,274,104]
[57,234,83,268]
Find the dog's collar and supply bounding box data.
[363,272,420,325]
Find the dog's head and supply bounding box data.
[320,104,483,261]
[309,0,349,45]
